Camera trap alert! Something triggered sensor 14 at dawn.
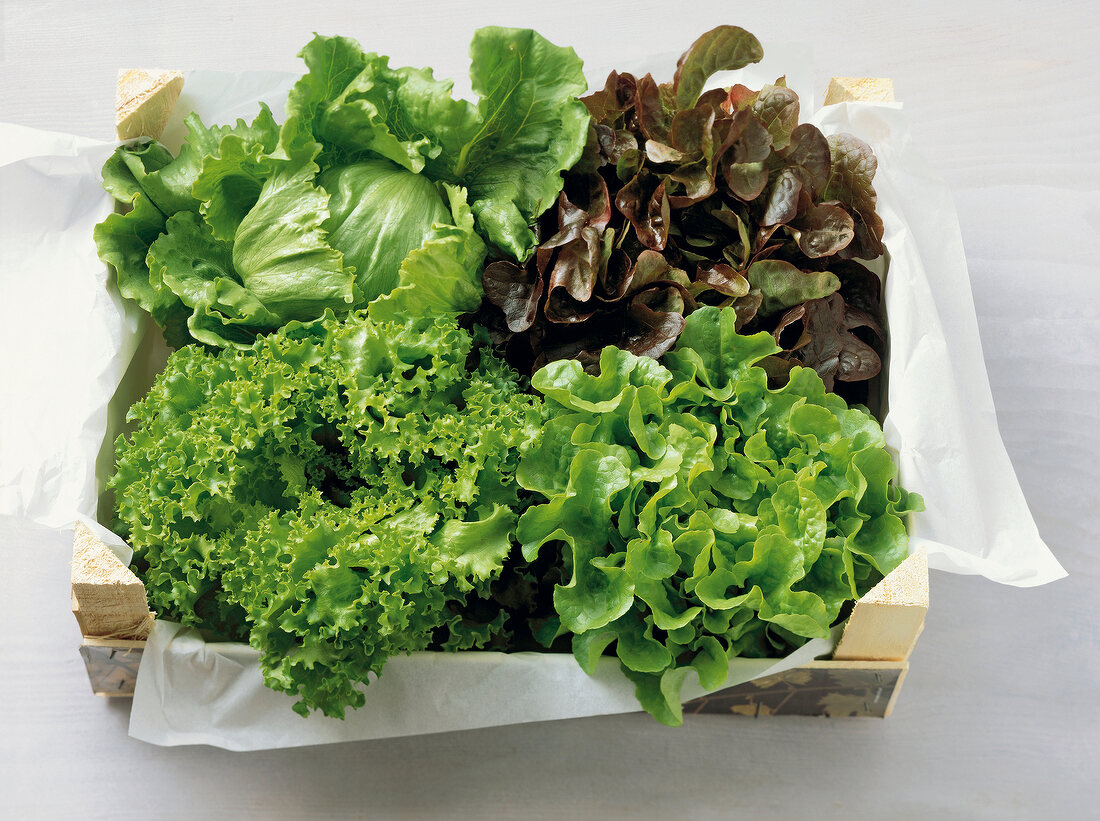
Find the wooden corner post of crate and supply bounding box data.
[71,522,154,696]
[116,69,184,141]
[684,548,928,718]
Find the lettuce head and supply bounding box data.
[94,28,590,349]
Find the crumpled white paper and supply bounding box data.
[132,621,833,750]
[1,58,1064,749]
[811,102,1066,586]
[0,125,144,527]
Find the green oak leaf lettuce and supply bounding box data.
[110,312,546,718]
[517,306,921,725]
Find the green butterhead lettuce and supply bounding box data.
[94,107,286,347]
[319,159,454,302]
[289,28,591,260]
[517,306,921,725]
[369,183,487,321]
[94,28,589,349]
[286,35,445,174]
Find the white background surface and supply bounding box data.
[1,1,1098,818]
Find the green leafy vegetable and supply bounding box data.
[517,307,921,725]
[110,312,546,717]
[318,159,454,301]
[289,29,590,259]
[94,28,589,349]
[672,26,764,110]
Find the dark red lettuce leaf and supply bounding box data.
[832,259,883,318]
[696,262,749,297]
[790,194,855,258]
[635,74,673,143]
[483,260,542,332]
[616,169,670,250]
[751,80,799,150]
[781,123,831,197]
[471,30,888,395]
[822,133,885,259]
[762,167,803,226]
[583,71,637,123]
[772,292,883,390]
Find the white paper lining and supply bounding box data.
[0,58,1064,750]
[0,125,144,528]
[133,621,833,750]
[812,102,1065,586]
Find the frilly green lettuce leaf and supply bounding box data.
[100,140,175,205]
[146,211,280,348]
[532,345,673,413]
[519,306,921,725]
[94,105,305,349]
[110,312,546,718]
[94,193,182,331]
[662,305,780,399]
[431,504,518,588]
[156,106,283,216]
[287,35,443,173]
[190,133,282,242]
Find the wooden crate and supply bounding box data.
[72,524,927,716]
[74,72,925,718]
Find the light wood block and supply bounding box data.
[824,76,896,105]
[116,68,184,140]
[833,549,929,661]
[71,522,154,640]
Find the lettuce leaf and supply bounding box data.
[518,306,921,725]
[95,28,588,349]
[286,35,444,173]
[288,29,590,260]
[368,183,486,321]
[94,108,281,344]
[110,312,546,718]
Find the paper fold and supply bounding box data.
[0,124,144,527]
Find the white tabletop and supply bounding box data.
[2,2,1098,818]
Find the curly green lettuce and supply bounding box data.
[517,306,921,725]
[110,312,546,717]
